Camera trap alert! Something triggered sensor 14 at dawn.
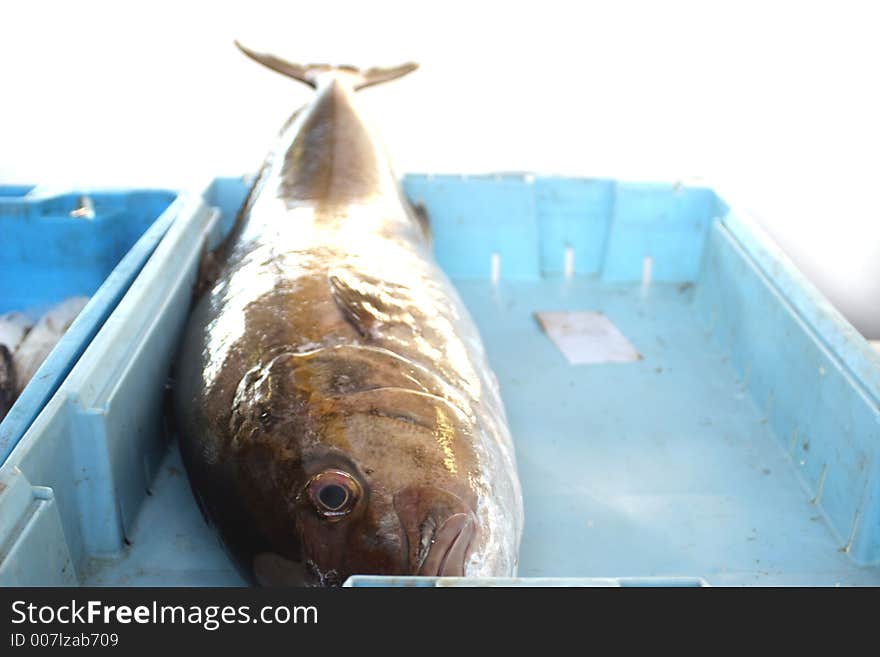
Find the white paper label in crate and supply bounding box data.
[535,311,641,365]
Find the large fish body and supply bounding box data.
[173,47,523,586]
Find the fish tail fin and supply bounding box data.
[234,41,418,90]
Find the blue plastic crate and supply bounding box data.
[0,186,181,465]
[1,175,878,586]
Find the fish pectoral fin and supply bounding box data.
[329,274,386,340]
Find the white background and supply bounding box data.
[1,0,877,337]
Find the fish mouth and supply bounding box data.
[417,512,475,577]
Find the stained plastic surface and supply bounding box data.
[1,175,879,586]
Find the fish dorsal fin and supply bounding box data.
[235,41,418,90]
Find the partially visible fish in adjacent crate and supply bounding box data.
[0,312,34,419]
[172,44,524,586]
[0,297,89,421]
[13,297,89,395]
[0,343,18,419]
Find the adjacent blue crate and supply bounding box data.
[0,186,181,464]
[0,186,36,198]
[1,175,878,586]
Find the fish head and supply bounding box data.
[233,347,483,586]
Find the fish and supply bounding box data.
[12,297,89,396]
[0,312,34,356]
[0,299,88,421]
[0,344,16,420]
[0,311,33,419]
[172,43,523,587]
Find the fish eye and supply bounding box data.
[306,470,361,518]
[319,484,348,510]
